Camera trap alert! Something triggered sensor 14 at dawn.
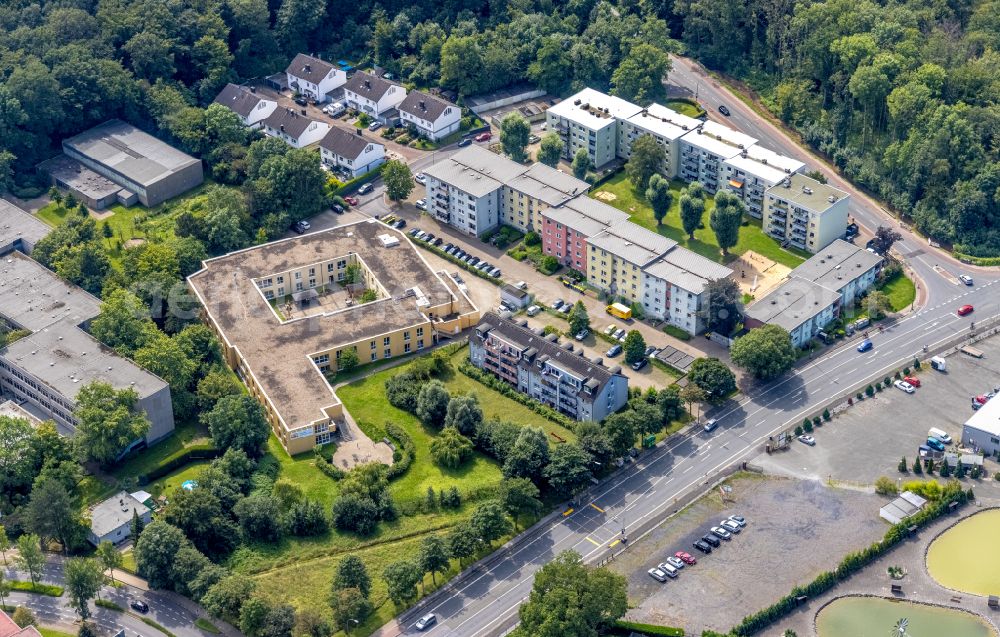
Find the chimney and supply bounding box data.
[280,124,285,131]
[301,108,307,115]
[249,86,256,93]
[356,128,362,136]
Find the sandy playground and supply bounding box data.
[730,250,790,301]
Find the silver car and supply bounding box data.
[415,613,437,631]
[711,526,732,540]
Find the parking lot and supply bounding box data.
[610,474,886,635]
[754,334,1000,485]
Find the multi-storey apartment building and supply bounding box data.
[619,104,702,178]
[745,239,882,347]
[187,219,480,454]
[469,313,628,422]
[540,197,629,272]
[762,174,850,253]
[678,120,758,193]
[721,145,805,218]
[545,88,642,169]
[641,249,735,335]
[586,222,679,306]
[0,252,174,446]
[422,146,588,236]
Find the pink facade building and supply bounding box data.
[540,197,629,273]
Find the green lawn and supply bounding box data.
[146,460,210,499]
[110,420,211,481]
[592,172,809,269]
[663,98,705,118]
[40,629,76,637]
[882,272,916,311]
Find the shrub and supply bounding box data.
[903,367,910,375]
[138,446,222,485]
[613,620,684,636]
[385,422,416,480]
[812,416,821,428]
[875,476,898,495]
[865,385,875,397]
[822,408,831,421]
[794,425,803,436]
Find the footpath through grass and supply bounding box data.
[592,172,808,269]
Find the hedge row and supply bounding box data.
[613,619,685,636]
[731,484,972,636]
[458,361,576,431]
[412,240,502,286]
[10,580,63,596]
[138,445,222,485]
[385,422,416,481]
[331,164,384,196]
[315,450,346,480]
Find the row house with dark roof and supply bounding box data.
[398,91,461,141]
[285,54,346,103]
[262,107,330,148]
[469,313,629,422]
[318,127,386,178]
[343,71,407,121]
[213,83,277,128]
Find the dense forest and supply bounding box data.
[0,0,997,256]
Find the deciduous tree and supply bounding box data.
[710,190,745,256]
[537,133,563,167]
[416,381,451,428]
[625,135,665,191]
[65,558,104,620]
[623,330,647,365]
[503,427,549,482]
[382,160,414,202]
[572,149,590,180]
[646,174,673,225]
[687,358,737,399]
[544,443,593,499]
[74,382,150,465]
[731,325,797,380]
[430,427,474,469]
[500,112,531,162]
[443,394,482,436]
[200,394,269,457]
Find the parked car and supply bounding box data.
[928,427,952,445]
[424,233,435,242]
[665,556,686,569]
[926,437,946,452]
[657,562,679,578]
[710,526,732,540]
[857,339,873,353]
[957,304,974,316]
[613,328,626,341]
[293,96,308,106]
[648,567,669,583]
[475,132,492,142]
[727,515,746,528]
[368,121,382,131]
[332,204,345,214]
[291,220,309,234]
[344,195,359,206]
[718,104,731,116]
[721,519,742,534]
[468,257,480,266]
[703,419,718,433]
[675,550,697,565]
[528,134,540,144]
[409,228,420,237]
[130,600,149,613]
[575,329,589,341]
[489,266,502,277]
[631,358,648,371]
[606,344,623,357]
[415,199,427,210]
[527,305,541,317]
[552,298,565,311]
[644,345,658,357]
[701,534,721,548]
[357,183,374,195]
[903,376,921,388]
[959,274,974,286]
[433,238,443,247]
[604,325,616,336]
[894,380,915,394]
[393,219,406,229]
[414,173,427,185]
[693,540,713,554]
[515,281,528,290]
[798,434,816,446]
[414,614,437,631]
[458,138,472,147]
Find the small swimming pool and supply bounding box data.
[181,479,198,491]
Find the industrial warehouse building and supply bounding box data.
[43,120,203,208]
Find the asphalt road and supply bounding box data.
[380,58,1000,637]
[3,557,210,637]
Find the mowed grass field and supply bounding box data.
[592,172,809,269]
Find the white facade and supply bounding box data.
[243,98,278,128]
[619,104,702,179]
[545,88,642,169]
[263,118,330,149]
[285,55,347,103]
[344,73,407,118]
[963,396,1000,456]
[319,139,385,178]
[763,174,849,253]
[678,121,759,193]
[399,93,461,141]
[640,249,734,335]
[722,145,805,218]
[425,175,499,236]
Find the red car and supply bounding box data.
[474,132,492,142]
[344,196,359,206]
[903,376,921,388]
[957,304,974,317]
[674,550,697,565]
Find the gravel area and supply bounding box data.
[609,474,885,635]
[754,335,1000,485]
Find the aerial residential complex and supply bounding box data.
[762,173,850,253]
[543,88,840,252]
[0,251,175,446]
[469,312,629,422]
[187,219,480,454]
[745,239,883,347]
[424,146,733,335]
[40,120,204,209]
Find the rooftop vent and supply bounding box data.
[573,98,581,105]
[828,195,837,203]
[592,356,603,365]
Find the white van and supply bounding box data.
[928,428,952,445]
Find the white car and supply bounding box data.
[798,434,816,446]
[526,305,541,317]
[665,556,685,569]
[656,562,679,578]
[894,380,915,394]
[414,613,437,631]
[727,515,747,528]
[414,173,427,185]
[604,325,616,336]
[415,199,427,211]
[648,567,668,583]
[721,519,741,534]
[515,281,528,290]
[710,526,732,540]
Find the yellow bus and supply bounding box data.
[606,302,632,320]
